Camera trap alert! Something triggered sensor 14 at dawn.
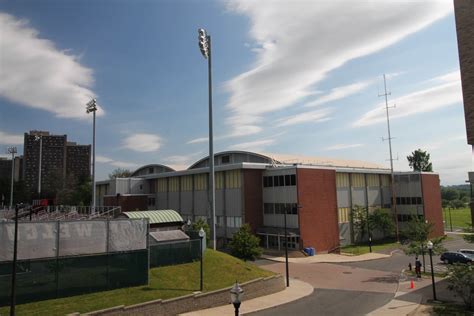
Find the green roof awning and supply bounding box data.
[122,210,183,224]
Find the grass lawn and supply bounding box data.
[340,239,400,255]
[0,250,274,316]
[443,207,471,229]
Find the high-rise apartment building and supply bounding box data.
[23,131,91,199]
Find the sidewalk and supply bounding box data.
[179,278,313,316]
[261,252,390,264]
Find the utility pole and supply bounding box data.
[379,74,400,242]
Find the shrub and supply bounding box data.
[447,264,474,310]
[229,224,262,261]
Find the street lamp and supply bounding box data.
[199,227,205,291]
[86,98,98,213]
[6,147,17,209]
[230,281,244,316]
[197,28,216,250]
[427,240,437,301]
[34,135,43,199]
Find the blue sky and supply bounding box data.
[0,0,470,185]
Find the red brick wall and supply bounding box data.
[243,169,263,233]
[104,195,148,213]
[421,174,444,238]
[297,168,339,253]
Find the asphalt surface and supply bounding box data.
[248,288,393,316]
[251,234,472,316]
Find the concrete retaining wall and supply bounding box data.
[70,275,284,316]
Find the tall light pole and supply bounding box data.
[198,28,216,250]
[427,240,437,301]
[7,147,17,209]
[86,98,98,213]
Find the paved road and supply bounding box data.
[251,234,472,316]
[248,289,393,316]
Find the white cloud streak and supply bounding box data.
[224,1,451,136]
[353,71,462,127]
[304,80,374,108]
[276,108,333,127]
[325,143,364,151]
[122,133,162,152]
[0,131,23,145]
[229,138,276,152]
[96,155,139,169]
[0,13,101,119]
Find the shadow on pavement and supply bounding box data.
[362,274,399,284]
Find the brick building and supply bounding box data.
[23,131,91,199]
[454,0,474,223]
[97,151,444,252]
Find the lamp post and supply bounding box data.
[7,147,17,209]
[197,28,216,250]
[230,281,244,316]
[34,135,43,199]
[199,227,205,291]
[86,98,98,213]
[427,240,437,301]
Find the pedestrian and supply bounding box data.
[415,256,422,278]
[408,262,412,271]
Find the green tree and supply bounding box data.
[407,149,433,172]
[442,188,460,201]
[369,208,395,237]
[352,205,368,242]
[447,264,474,310]
[192,218,210,245]
[109,168,133,179]
[402,216,445,256]
[229,224,262,261]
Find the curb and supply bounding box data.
[261,252,391,264]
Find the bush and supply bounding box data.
[229,224,262,261]
[447,264,474,310]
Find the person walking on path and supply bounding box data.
[415,257,422,278]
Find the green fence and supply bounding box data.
[0,250,148,306]
[150,239,201,268]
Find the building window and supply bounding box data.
[336,173,350,188]
[181,175,193,191]
[285,175,290,186]
[157,178,167,192]
[148,197,156,207]
[338,207,350,223]
[221,155,230,164]
[290,174,296,185]
[264,203,274,214]
[227,216,242,228]
[148,167,154,174]
[194,174,207,191]
[226,170,241,189]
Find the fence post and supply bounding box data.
[55,221,60,298]
[106,218,110,290]
[146,218,150,286]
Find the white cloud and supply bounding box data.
[187,137,208,144]
[0,131,23,145]
[96,155,138,169]
[224,1,451,136]
[276,108,333,127]
[122,133,162,152]
[353,71,462,127]
[229,138,276,152]
[325,143,364,151]
[0,13,101,119]
[304,80,373,108]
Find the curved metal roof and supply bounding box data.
[188,150,275,169]
[122,210,183,224]
[131,164,175,177]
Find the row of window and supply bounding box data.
[336,173,391,188]
[155,171,242,193]
[263,175,296,187]
[216,216,242,228]
[263,203,298,215]
[396,197,422,205]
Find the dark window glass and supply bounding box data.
[401,197,406,205]
[148,167,154,174]
[221,155,230,164]
[411,197,417,205]
[291,174,296,185]
[279,175,284,186]
[292,203,298,214]
[263,177,268,187]
[396,197,401,205]
[264,203,273,214]
[285,175,291,186]
[274,203,281,214]
[417,197,422,204]
[274,176,279,186]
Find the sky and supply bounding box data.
[0,0,471,185]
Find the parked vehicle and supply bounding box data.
[459,249,474,257]
[440,251,473,264]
